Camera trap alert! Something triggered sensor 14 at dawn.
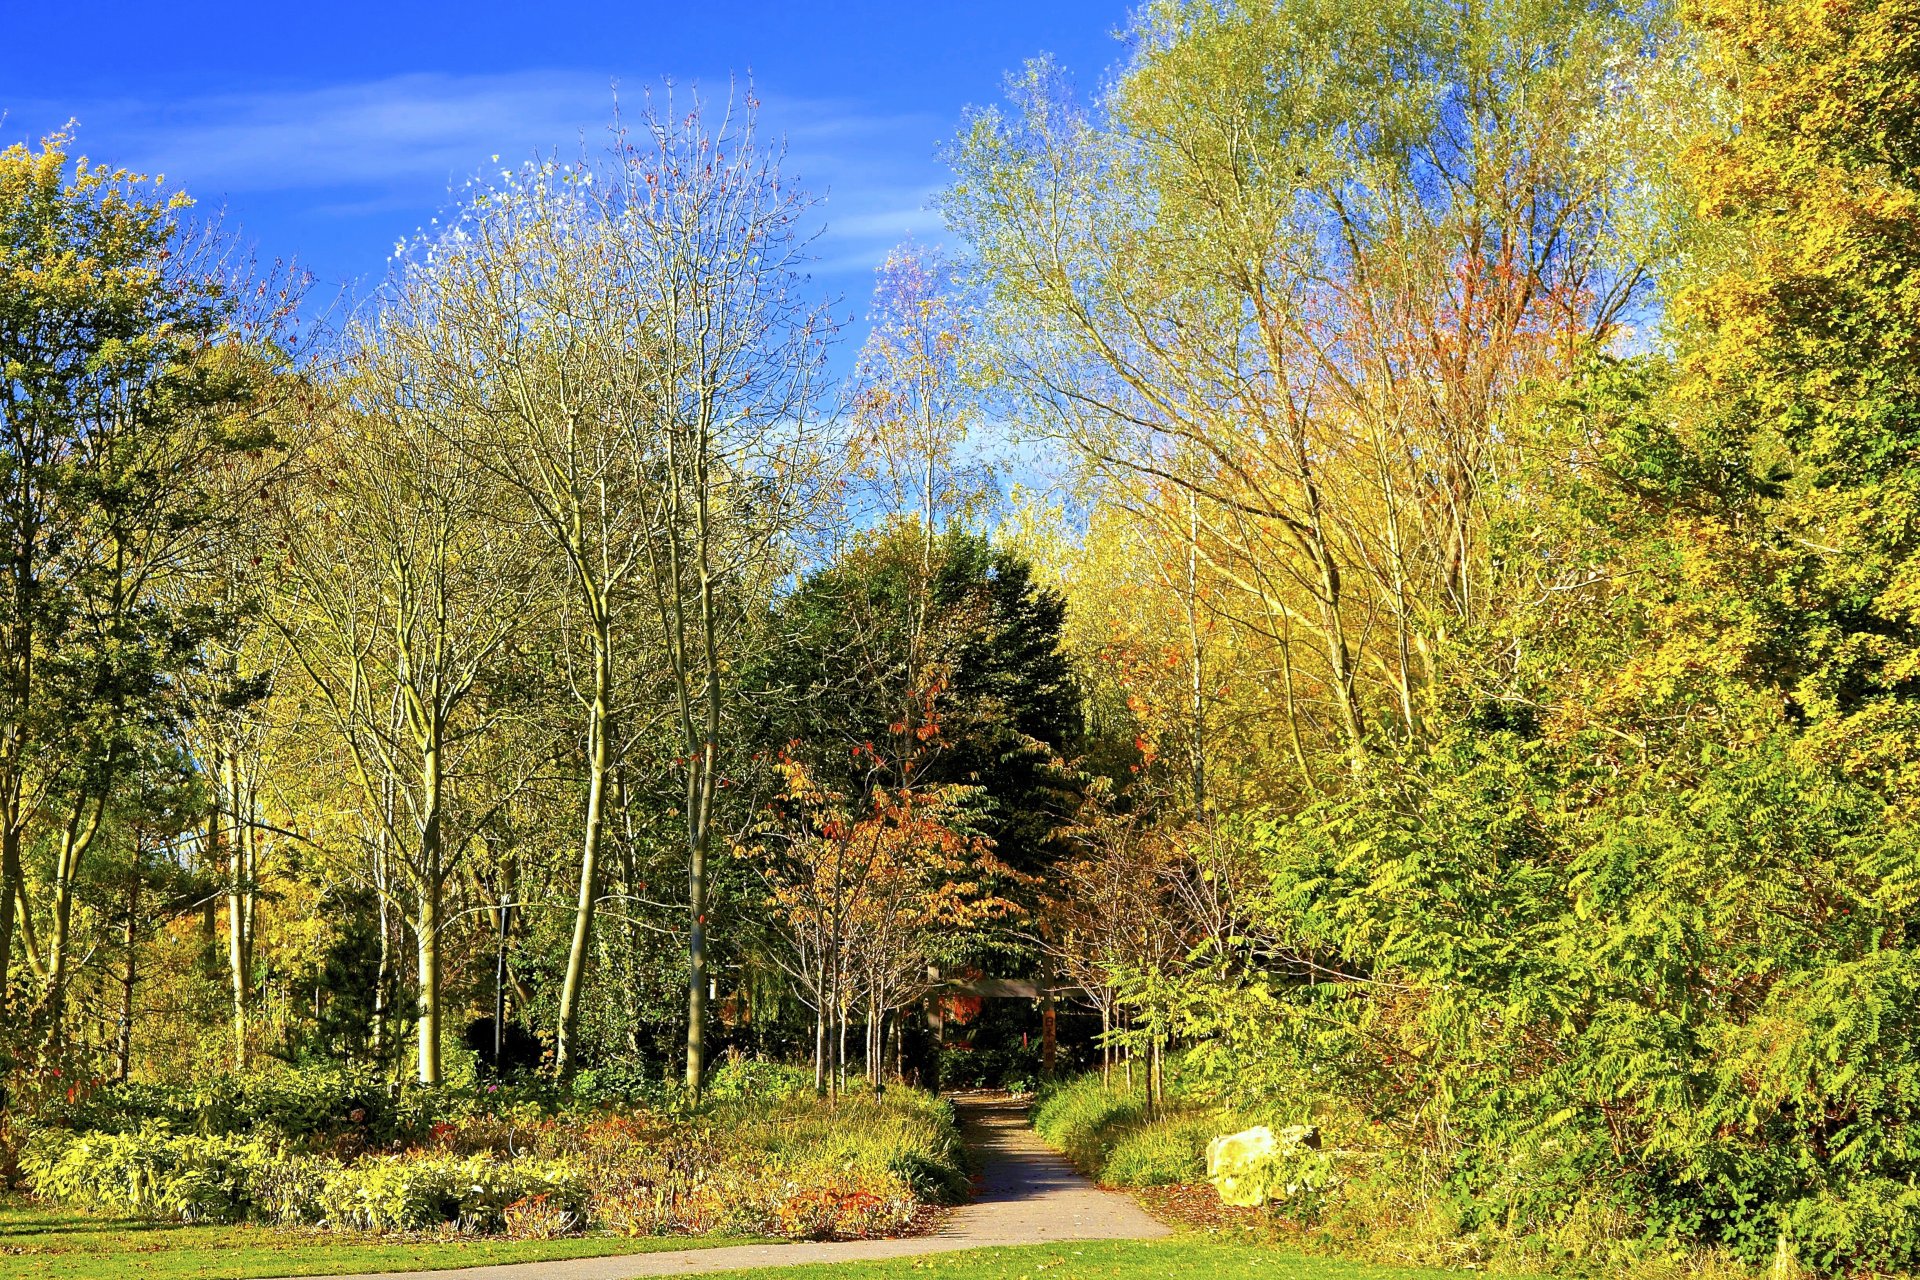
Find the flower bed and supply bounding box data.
[19,1065,965,1243]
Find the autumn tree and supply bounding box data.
[945,0,1679,773]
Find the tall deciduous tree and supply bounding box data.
[270,369,535,1083]
[387,92,835,1085]
[0,132,287,1045]
[944,0,1676,771]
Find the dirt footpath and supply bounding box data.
[276,1093,1169,1280]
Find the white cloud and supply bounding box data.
[3,70,958,284]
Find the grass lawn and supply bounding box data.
[696,1241,1475,1280]
[0,1194,757,1279]
[3,1196,1487,1280]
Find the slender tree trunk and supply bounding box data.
[0,811,19,1023]
[1101,1003,1112,1087]
[494,885,512,1069]
[372,851,391,1063]
[201,771,221,943]
[43,793,105,1049]
[1040,962,1057,1078]
[1184,493,1208,815]
[415,721,449,1086]
[813,942,830,1095]
[416,886,442,1085]
[225,755,251,1070]
[117,868,139,1080]
[556,622,613,1078]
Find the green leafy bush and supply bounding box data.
[41,1066,471,1149]
[23,1066,964,1243]
[1101,1115,1212,1186]
[314,1154,586,1234]
[23,1128,282,1223]
[24,1066,967,1243]
[1032,1075,1146,1174]
[703,1059,813,1103]
[22,1126,586,1234]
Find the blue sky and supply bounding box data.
[2,1,1133,323]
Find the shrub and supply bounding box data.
[704,1059,812,1103]
[566,1061,669,1110]
[40,1066,472,1150]
[22,1065,963,1243]
[1032,1074,1146,1174]
[935,1043,1039,1090]
[22,1127,280,1223]
[504,1190,584,1239]
[1101,1115,1212,1186]
[313,1154,586,1234]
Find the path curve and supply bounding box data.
[275,1094,1168,1280]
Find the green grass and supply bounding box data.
[0,1194,756,1279]
[695,1240,1481,1279]
[2,1194,1518,1280]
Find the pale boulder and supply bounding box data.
[1205,1123,1324,1207]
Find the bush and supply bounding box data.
[314,1154,586,1234]
[22,1064,964,1243]
[40,1066,472,1150]
[1032,1074,1146,1174]
[22,1125,588,1235]
[22,1127,280,1223]
[704,1059,812,1103]
[1101,1115,1212,1186]
[566,1061,668,1110]
[936,1042,1039,1090]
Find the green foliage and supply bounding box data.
[753,524,1082,884]
[45,1065,470,1148]
[19,1126,586,1234]
[1101,1118,1211,1187]
[308,1154,586,1234]
[936,1043,1041,1092]
[22,1128,284,1224]
[1033,1074,1219,1188]
[701,1058,815,1104]
[1033,1075,1147,1175]
[21,1067,966,1243]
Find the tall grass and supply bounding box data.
[1032,1075,1212,1187]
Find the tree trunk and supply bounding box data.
[1101,1003,1112,1087]
[372,857,391,1063]
[0,811,19,1025]
[416,888,442,1085]
[494,886,512,1070]
[556,624,612,1078]
[116,868,139,1080]
[416,731,446,1086]
[42,794,105,1050]
[225,755,252,1070]
[813,956,829,1095]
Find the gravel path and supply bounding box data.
[275,1094,1169,1280]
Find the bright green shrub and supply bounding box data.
[566,1061,669,1109]
[24,1068,961,1243]
[43,1066,471,1149]
[1100,1115,1212,1186]
[703,1059,813,1103]
[1032,1075,1146,1173]
[21,1128,281,1223]
[314,1154,586,1234]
